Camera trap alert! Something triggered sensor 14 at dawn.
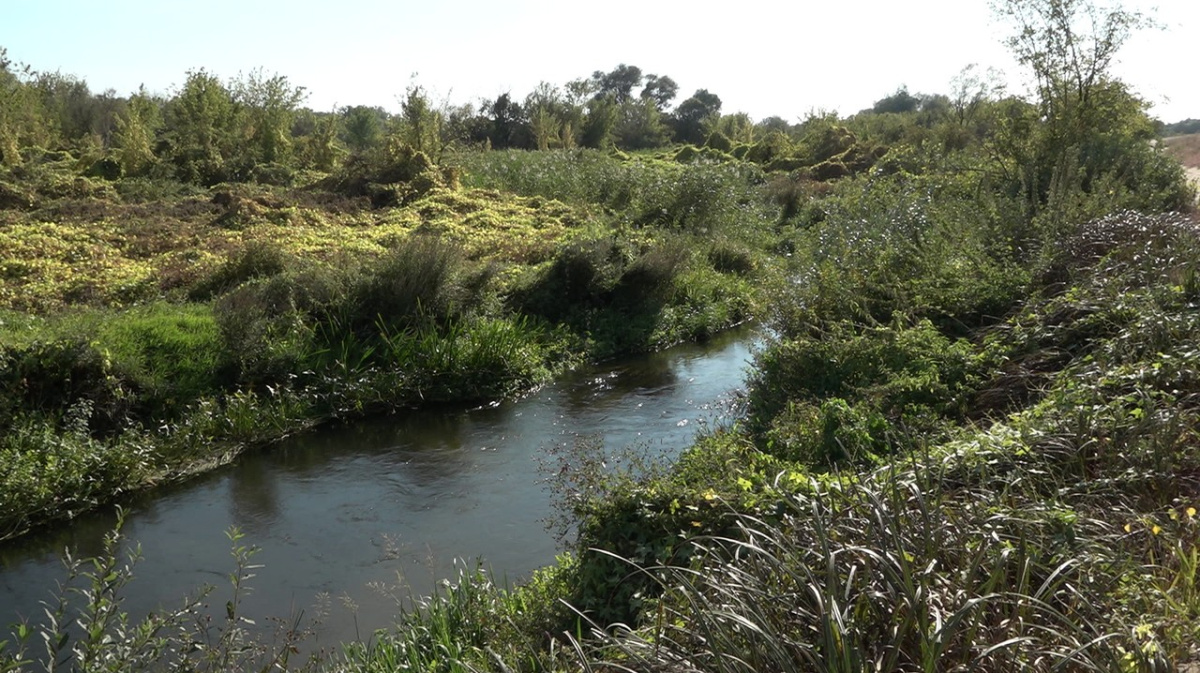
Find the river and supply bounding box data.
[0,327,755,648]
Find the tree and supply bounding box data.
[341,105,387,153]
[113,86,161,176]
[164,69,237,184]
[525,82,577,150]
[990,0,1187,220]
[590,64,642,104]
[712,112,755,145]
[671,89,722,145]
[398,85,444,157]
[640,74,678,111]
[485,93,527,149]
[581,95,619,148]
[0,48,51,164]
[616,96,670,149]
[231,69,306,165]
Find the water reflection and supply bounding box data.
[229,458,281,536]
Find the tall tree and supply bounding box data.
[992,0,1188,222]
[164,69,237,184]
[640,74,679,111]
[0,48,50,164]
[231,69,307,165]
[671,89,722,145]
[590,64,643,104]
[398,85,444,157]
[113,86,161,176]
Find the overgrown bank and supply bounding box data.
[0,146,778,541]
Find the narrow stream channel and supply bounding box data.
[0,327,755,647]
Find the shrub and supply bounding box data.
[747,320,977,464]
[707,239,756,275]
[351,234,466,329]
[515,237,628,322]
[704,130,734,153]
[212,267,345,385]
[189,239,290,300]
[673,145,700,163]
[612,239,691,308]
[0,338,128,434]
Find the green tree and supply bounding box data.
[112,86,161,176]
[485,93,527,149]
[871,86,920,114]
[397,85,445,157]
[231,69,306,165]
[711,112,755,145]
[590,64,642,104]
[993,0,1189,222]
[295,110,340,170]
[581,95,619,148]
[526,82,567,150]
[616,96,670,149]
[671,89,722,145]
[0,48,52,164]
[340,105,387,154]
[163,69,237,184]
[640,74,678,110]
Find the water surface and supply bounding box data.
[0,328,755,645]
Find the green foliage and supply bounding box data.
[351,234,466,329]
[163,69,238,185]
[396,85,444,158]
[747,319,977,465]
[95,303,224,416]
[112,87,161,177]
[232,69,307,166]
[671,89,722,145]
[990,0,1193,229]
[580,95,618,148]
[704,129,733,153]
[0,337,128,434]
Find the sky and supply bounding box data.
[2,0,1198,123]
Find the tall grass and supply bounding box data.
[456,149,774,236]
[577,474,1146,672]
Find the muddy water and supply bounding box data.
[0,328,755,645]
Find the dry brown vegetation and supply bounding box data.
[1164,134,1200,168]
[1164,134,1200,190]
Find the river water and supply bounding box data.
[0,328,755,647]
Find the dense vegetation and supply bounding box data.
[4,0,1200,669]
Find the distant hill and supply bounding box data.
[1163,119,1200,136]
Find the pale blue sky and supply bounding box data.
[3,0,1198,122]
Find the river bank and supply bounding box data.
[0,326,756,647]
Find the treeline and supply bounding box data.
[0,56,713,182]
[3,46,1190,227]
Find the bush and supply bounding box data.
[515,237,628,322]
[351,234,466,329]
[707,239,756,276]
[0,338,128,434]
[747,320,977,465]
[189,239,290,300]
[704,130,734,153]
